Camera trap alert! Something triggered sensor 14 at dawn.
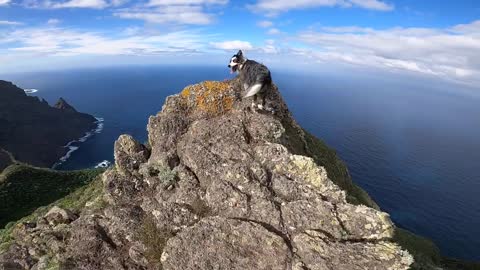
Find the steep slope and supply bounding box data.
[0,164,104,227]
[0,79,415,269]
[0,80,97,168]
[0,149,14,172]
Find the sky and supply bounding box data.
[0,0,479,87]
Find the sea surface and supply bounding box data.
[3,66,480,261]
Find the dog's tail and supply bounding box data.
[243,83,263,98]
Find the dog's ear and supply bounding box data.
[237,50,243,56]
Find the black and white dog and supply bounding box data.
[228,50,272,110]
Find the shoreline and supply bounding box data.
[51,117,104,169]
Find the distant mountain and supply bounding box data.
[0,80,97,168]
[54,97,78,113]
[0,149,13,172]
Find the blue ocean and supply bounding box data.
[3,66,480,261]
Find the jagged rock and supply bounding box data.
[54,98,77,112]
[44,206,77,226]
[0,78,413,269]
[114,135,150,175]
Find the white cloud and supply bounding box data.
[115,6,214,25]
[257,20,273,28]
[22,0,127,9]
[260,39,279,53]
[114,0,227,25]
[296,20,480,85]
[348,0,392,10]
[249,0,393,15]
[146,0,227,5]
[210,40,253,50]
[450,20,480,34]
[0,0,10,5]
[267,28,281,35]
[47,19,61,25]
[1,26,210,56]
[52,0,109,9]
[0,20,22,25]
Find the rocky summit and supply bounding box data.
[0,79,413,269]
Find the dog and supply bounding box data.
[228,50,272,111]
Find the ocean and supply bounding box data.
[3,66,480,261]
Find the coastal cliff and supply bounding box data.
[0,80,97,168]
[0,79,418,269]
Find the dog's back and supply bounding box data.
[240,60,272,88]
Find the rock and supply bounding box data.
[53,97,77,112]
[0,148,14,172]
[161,217,291,270]
[114,135,150,175]
[44,206,77,226]
[0,78,413,270]
[292,230,414,270]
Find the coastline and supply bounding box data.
[51,117,104,169]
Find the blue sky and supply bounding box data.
[0,0,479,86]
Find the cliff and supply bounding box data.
[0,80,97,168]
[0,149,14,172]
[0,79,416,269]
[53,98,78,113]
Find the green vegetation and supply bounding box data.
[302,129,379,209]
[0,164,104,228]
[138,214,174,268]
[395,228,480,270]
[394,228,442,269]
[0,173,106,254]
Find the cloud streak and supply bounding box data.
[21,0,126,9]
[1,27,211,56]
[296,21,480,85]
[249,0,393,16]
[210,40,253,50]
[0,20,23,25]
[114,0,227,25]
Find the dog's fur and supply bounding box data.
[228,50,272,110]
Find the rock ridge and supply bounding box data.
[0,80,97,168]
[0,78,413,269]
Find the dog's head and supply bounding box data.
[228,50,245,73]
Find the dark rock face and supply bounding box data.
[54,98,77,113]
[0,79,413,269]
[0,148,13,172]
[0,80,97,168]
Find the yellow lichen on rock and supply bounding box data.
[180,87,191,99]
[180,81,234,116]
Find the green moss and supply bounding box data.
[44,257,60,270]
[0,164,104,228]
[138,214,174,267]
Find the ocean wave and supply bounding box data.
[24,89,39,94]
[52,117,105,169]
[95,160,111,168]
